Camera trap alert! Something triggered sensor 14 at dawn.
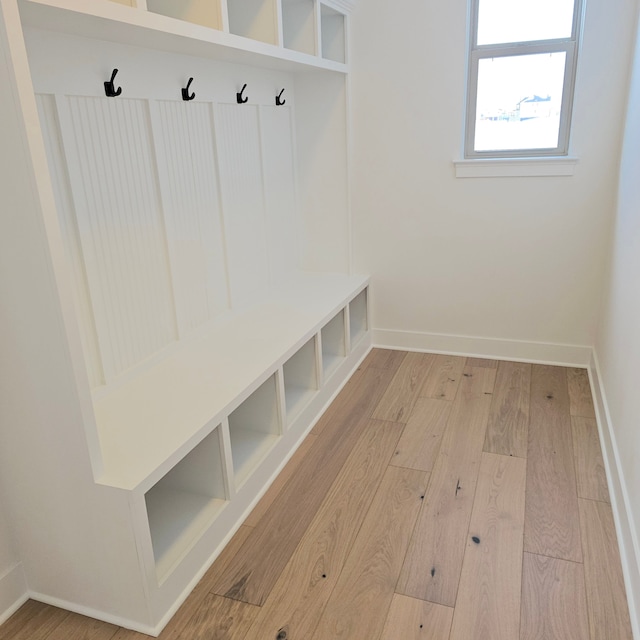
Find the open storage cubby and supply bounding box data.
[227,0,278,44]
[228,374,282,488]
[283,336,319,422]
[349,288,368,346]
[146,0,223,29]
[320,3,346,63]
[321,309,346,378]
[145,429,227,582]
[282,0,316,56]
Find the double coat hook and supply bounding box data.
[276,88,286,106]
[236,83,249,104]
[104,69,122,97]
[182,77,196,101]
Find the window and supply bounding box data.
[465,0,583,158]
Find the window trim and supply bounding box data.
[464,0,583,159]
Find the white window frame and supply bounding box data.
[464,0,583,159]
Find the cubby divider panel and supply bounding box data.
[349,288,368,347]
[282,0,316,55]
[320,4,345,63]
[228,374,282,488]
[227,0,279,44]
[283,336,319,422]
[145,428,227,582]
[321,309,346,378]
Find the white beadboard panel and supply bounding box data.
[259,105,299,283]
[150,101,230,336]
[57,96,178,381]
[36,94,104,388]
[214,104,269,309]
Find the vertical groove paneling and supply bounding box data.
[60,96,177,379]
[259,105,298,283]
[151,101,229,334]
[36,94,104,388]
[214,104,269,308]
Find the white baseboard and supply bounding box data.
[589,351,640,639]
[0,562,27,626]
[28,591,158,636]
[373,328,592,367]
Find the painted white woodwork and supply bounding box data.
[0,0,360,631]
[282,0,316,55]
[349,286,367,346]
[283,336,319,422]
[146,0,223,30]
[321,308,346,378]
[150,100,230,335]
[259,104,300,282]
[320,3,345,63]
[227,0,279,44]
[594,15,640,637]
[36,93,104,388]
[57,95,178,380]
[214,103,271,309]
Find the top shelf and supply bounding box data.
[18,0,348,73]
[92,272,368,493]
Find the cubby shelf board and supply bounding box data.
[19,0,348,73]
[229,428,280,488]
[93,273,368,492]
[146,488,227,582]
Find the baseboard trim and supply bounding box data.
[28,591,157,636]
[589,351,640,639]
[0,562,27,626]
[373,328,592,367]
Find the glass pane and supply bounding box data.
[477,0,575,45]
[474,52,566,152]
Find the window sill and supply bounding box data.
[454,156,578,178]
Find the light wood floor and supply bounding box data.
[0,350,633,640]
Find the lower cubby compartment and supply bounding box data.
[145,428,228,582]
[349,287,368,346]
[283,336,319,422]
[321,308,347,378]
[228,374,282,488]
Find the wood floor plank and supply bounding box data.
[44,613,118,640]
[396,366,496,607]
[572,417,609,503]
[0,600,69,640]
[362,348,407,372]
[418,354,465,401]
[311,466,429,640]
[449,452,526,640]
[483,361,531,458]
[372,352,435,423]
[175,595,259,640]
[243,434,318,527]
[520,552,589,640]
[379,595,453,640]
[567,368,596,418]
[391,398,451,472]
[524,365,582,563]
[243,419,403,640]
[112,526,254,640]
[211,366,395,605]
[579,498,633,639]
[466,357,498,369]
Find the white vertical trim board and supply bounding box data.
[589,351,640,639]
[0,563,27,626]
[373,328,592,367]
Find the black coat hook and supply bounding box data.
[104,68,122,97]
[236,83,248,104]
[182,77,196,101]
[276,88,286,106]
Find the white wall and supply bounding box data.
[594,7,640,631]
[350,0,638,359]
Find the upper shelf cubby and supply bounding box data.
[227,0,279,45]
[146,0,223,30]
[282,0,316,56]
[320,3,345,63]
